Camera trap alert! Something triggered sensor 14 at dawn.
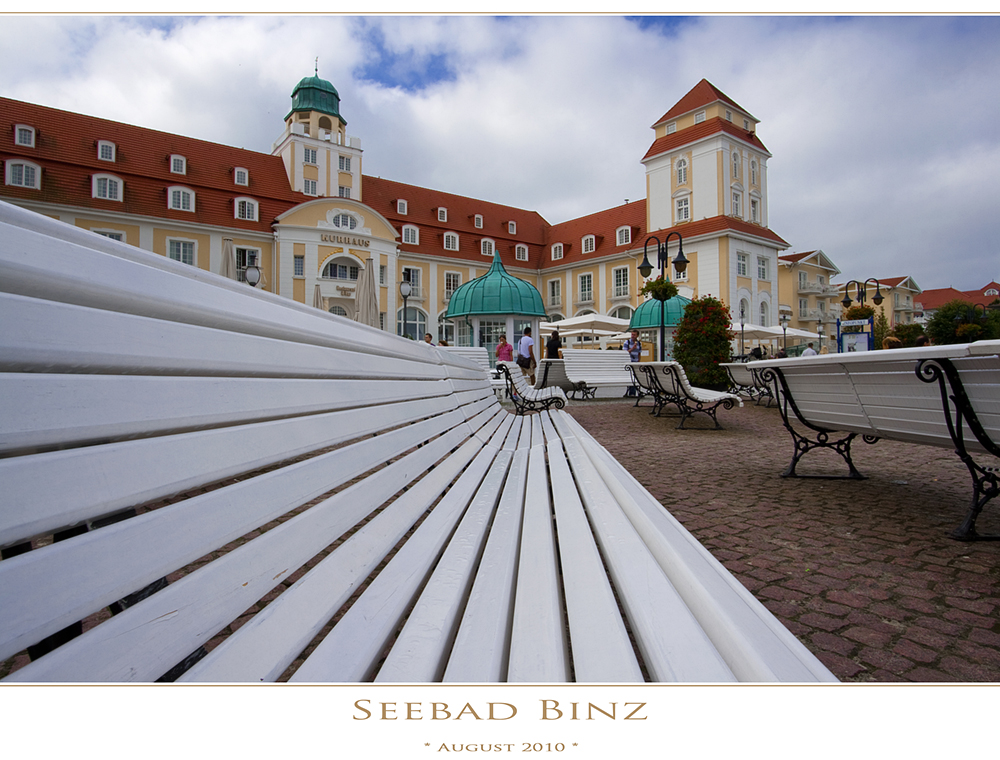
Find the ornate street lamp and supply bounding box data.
[841,278,884,309]
[244,264,261,287]
[638,232,687,361]
[399,280,412,339]
[779,312,790,351]
[739,303,746,359]
[817,323,825,352]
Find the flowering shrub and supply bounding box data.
[673,296,735,389]
[640,277,679,302]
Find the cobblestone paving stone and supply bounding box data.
[565,397,1000,682]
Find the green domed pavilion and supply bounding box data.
[628,294,692,361]
[445,253,545,364]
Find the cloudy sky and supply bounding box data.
[2,14,997,292]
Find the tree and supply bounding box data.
[873,309,891,349]
[841,304,874,333]
[673,296,735,389]
[891,322,926,347]
[926,299,1000,345]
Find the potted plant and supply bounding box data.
[673,295,735,390]
[640,276,679,302]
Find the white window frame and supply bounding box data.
[582,235,595,254]
[235,197,258,221]
[303,178,317,196]
[750,198,760,224]
[170,155,187,174]
[474,214,483,229]
[616,226,631,246]
[234,167,249,186]
[694,111,706,124]
[402,224,419,245]
[92,229,124,241]
[481,238,495,257]
[437,207,447,223]
[338,186,351,199]
[613,266,629,298]
[6,159,40,189]
[676,157,688,185]
[168,186,195,212]
[737,252,748,277]
[15,124,36,147]
[798,271,808,287]
[578,273,593,303]
[725,110,733,122]
[508,221,516,235]
[167,237,196,266]
[673,265,688,282]
[397,199,408,215]
[515,244,528,261]
[675,197,690,223]
[551,243,563,261]
[731,191,741,218]
[444,232,459,251]
[744,118,751,130]
[548,279,561,306]
[293,255,305,278]
[92,173,122,201]
[98,140,116,162]
[757,256,769,281]
[302,147,317,165]
[338,155,351,172]
[750,160,758,185]
[235,247,261,283]
[799,298,809,318]
[444,271,461,300]
[666,122,677,134]
[732,151,740,179]
[331,212,358,230]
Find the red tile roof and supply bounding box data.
[913,287,969,311]
[652,79,754,127]
[779,251,816,263]
[643,116,769,162]
[363,175,550,270]
[648,215,789,248]
[545,200,647,266]
[1,96,307,231]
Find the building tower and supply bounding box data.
[272,68,363,201]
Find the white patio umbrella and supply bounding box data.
[313,282,324,310]
[354,258,379,327]
[730,322,785,341]
[541,313,631,334]
[783,327,821,340]
[219,237,237,280]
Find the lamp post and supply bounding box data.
[817,324,825,352]
[638,232,687,361]
[399,280,412,339]
[840,278,884,309]
[244,265,261,288]
[779,312,789,351]
[739,303,746,359]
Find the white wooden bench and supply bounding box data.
[496,362,568,415]
[559,348,635,399]
[725,361,774,406]
[745,343,1000,541]
[534,358,586,396]
[439,346,506,400]
[0,201,836,683]
[628,362,744,429]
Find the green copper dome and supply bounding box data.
[286,75,345,123]
[628,294,692,330]
[445,253,546,318]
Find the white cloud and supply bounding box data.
[2,14,997,290]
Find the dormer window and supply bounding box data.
[582,235,595,254]
[744,118,751,130]
[402,224,419,245]
[725,110,733,121]
[694,111,706,124]
[15,125,35,147]
[234,167,249,186]
[507,221,516,235]
[551,243,563,261]
[666,122,676,135]
[92,173,122,201]
[98,141,116,162]
[516,244,528,261]
[235,197,258,221]
[474,214,483,229]
[6,160,40,189]
[481,238,494,257]
[438,207,447,223]
[168,186,194,212]
[397,199,407,215]
[616,226,632,246]
[444,232,459,251]
[170,155,187,174]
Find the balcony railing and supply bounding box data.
[797,281,840,297]
[608,288,632,302]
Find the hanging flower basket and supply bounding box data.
[640,277,678,302]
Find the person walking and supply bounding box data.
[623,329,642,396]
[517,326,536,385]
[801,342,817,357]
[546,330,562,359]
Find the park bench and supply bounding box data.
[496,362,568,415]
[627,362,744,429]
[0,201,835,683]
[743,343,1000,541]
[556,348,635,399]
[439,346,506,400]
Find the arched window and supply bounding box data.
[331,212,358,230]
[321,258,360,281]
[732,151,740,179]
[444,232,459,251]
[402,224,419,245]
[168,186,194,212]
[235,197,257,221]
[610,305,633,321]
[481,238,494,257]
[397,306,427,341]
[515,244,528,261]
[676,157,688,185]
[328,305,348,317]
[92,173,122,201]
[739,298,750,323]
[750,160,758,185]
[7,160,40,189]
[759,301,769,327]
[582,235,595,254]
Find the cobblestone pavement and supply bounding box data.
[565,397,1000,682]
